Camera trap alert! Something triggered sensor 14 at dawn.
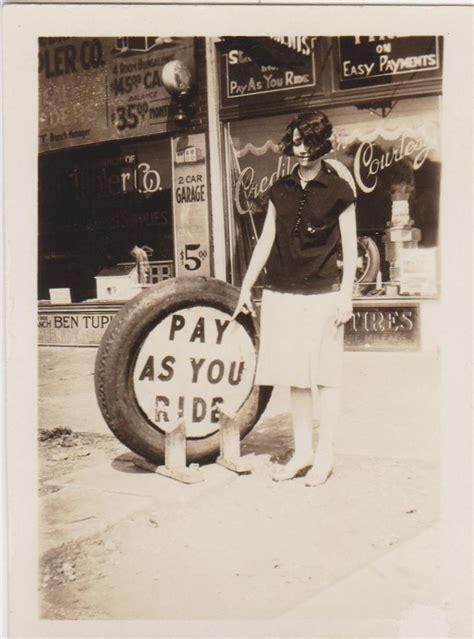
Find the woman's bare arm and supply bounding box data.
[231,200,276,318]
[336,203,357,326]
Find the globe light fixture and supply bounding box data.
[161,60,194,125]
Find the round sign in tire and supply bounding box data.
[95,277,272,464]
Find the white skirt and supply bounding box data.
[255,288,344,389]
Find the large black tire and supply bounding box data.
[94,277,272,464]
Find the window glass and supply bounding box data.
[38,137,173,301]
[227,96,441,293]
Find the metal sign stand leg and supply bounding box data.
[133,420,204,484]
[216,413,254,474]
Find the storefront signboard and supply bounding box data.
[132,306,257,437]
[172,133,211,277]
[220,36,318,103]
[39,37,195,151]
[38,301,420,350]
[345,304,419,350]
[38,309,117,346]
[337,36,441,89]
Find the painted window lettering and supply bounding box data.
[341,37,439,82]
[350,310,414,333]
[227,50,252,65]
[378,54,437,74]
[342,62,376,78]
[353,137,431,194]
[175,175,206,203]
[270,36,313,57]
[180,245,208,271]
[39,39,105,78]
[352,36,397,46]
[234,157,295,215]
[120,162,161,194]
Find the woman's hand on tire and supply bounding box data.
[231,288,255,320]
[335,296,353,326]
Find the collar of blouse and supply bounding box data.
[286,159,335,189]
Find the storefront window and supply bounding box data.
[38,137,174,301]
[226,96,441,296]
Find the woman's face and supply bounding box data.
[292,127,318,168]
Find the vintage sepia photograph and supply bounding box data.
[3,6,473,637]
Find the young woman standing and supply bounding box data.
[232,111,358,486]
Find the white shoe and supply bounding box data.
[304,466,334,487]
[272,455,313,482]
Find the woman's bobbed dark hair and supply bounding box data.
[280,111,333,160]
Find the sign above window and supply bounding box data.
[38,37,195,152]
[337,36,442,90]
[219,36,320,106]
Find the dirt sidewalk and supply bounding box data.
[38,348,450,631]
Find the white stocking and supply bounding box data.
[290,386,314,461]
[312,385,340,473]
